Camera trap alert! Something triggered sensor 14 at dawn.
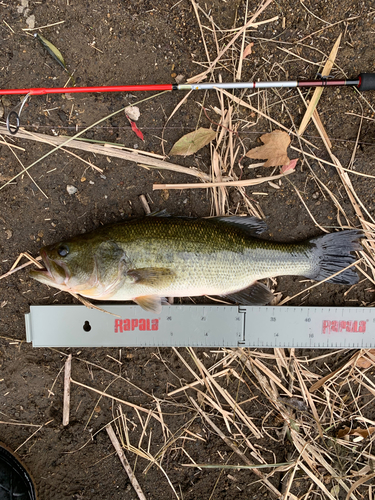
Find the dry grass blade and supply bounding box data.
[70,379,163,424]
[168,367,234,396]
[187,347,262,438]
[0,133,48,198]
[298,461,336,500]
[0,421,41,428]
[11,252,43,272]
[153,170,294,190]
[345,473,375,500]
[215,88,316,147]
[298,34,342,135]
[309,351,362,392]
[0,254,42,281]
[113,407,180,499]
[249,356,293,397]
[181,462,292,469]
[189,398,282,498]
[0,139,24,150]
[0,125,210,182]
[187,0,275,83]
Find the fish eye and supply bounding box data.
[57,245,69,257]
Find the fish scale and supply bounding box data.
[30,215,362,313]
[103,218,314,298]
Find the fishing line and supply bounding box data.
[0,91,170,192]
[1,121,373,147]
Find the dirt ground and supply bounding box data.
[1,0,375,499]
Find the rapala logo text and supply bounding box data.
[322,320,366,334]
[115,318,159,332]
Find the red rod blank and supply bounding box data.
[0,84,174,96]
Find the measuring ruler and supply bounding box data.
[25,305,375,348]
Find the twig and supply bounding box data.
[63,354,72,426]
[106,423,147,500]
[139,194,151,214]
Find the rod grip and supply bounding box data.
[358,73,375,91]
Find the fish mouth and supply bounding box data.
[30,248,69,286]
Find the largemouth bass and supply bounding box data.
[30,215,362,313]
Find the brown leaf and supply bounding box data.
[246,130,290,167]
[242,42,254,59]
[337,426,375,439]
[356,349,375,368]
[170,127,216,156]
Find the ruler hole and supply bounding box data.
[83,320,91,332]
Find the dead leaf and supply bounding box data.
[246,130,291,167]
[160,189,170,201]
[281,158,298,174]
[35,33,67,71]
[330,485,340,498]
[337,426,375,439]
[126,115,144,141]
[35,33,75,84]
[175,74,185,84]
[169,127,216,156]
[242,42,254,59]
[355,349,375,368]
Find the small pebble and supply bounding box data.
[175,74,185,84]
[66,185,77,195]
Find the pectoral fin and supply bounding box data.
[222,281,274,306]
[134,295,163,314]
[128,267,174,287]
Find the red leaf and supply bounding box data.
[126,115,144,141]
[281,158,298,173]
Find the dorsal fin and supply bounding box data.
[147,209,171,217]
[208,216,267,237]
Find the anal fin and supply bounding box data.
[222,281,274,306]
[134,295,164,314]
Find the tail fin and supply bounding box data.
[307,230,362,285]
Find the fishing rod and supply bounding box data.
[2,73,374,134]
